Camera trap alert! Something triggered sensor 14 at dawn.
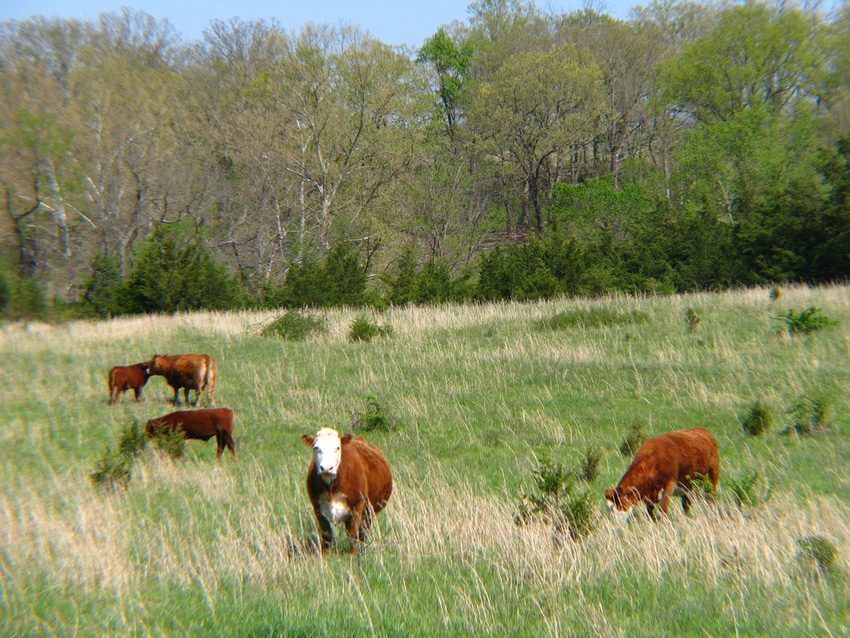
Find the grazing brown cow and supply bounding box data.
[301,427,393,554]
[605,427,719,520]
[108,362,151,404]
[146,407,235,460]
[148,353,216,406]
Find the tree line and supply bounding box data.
[1,0,849,319]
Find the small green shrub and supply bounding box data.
[89,446,132,488]
[619,421,645,457]
[797,535,838,577]
[352,396,399,432]
[348,315,393,342]
[768,286,781,303]
[685,308,701,333]
[740,400,773,436]
[262,311,327,340]
[537,308,648,331]
[515,458,599,542]
[118,420,148,457]
[783,393,832,435]
[727,471,772,508]
[148,424,186,459]
[779,306,837,336]
[577,446,602,482]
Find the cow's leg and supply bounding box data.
[215,432,224,460]
[680,490,692,514]
[315,513,333,552]
[659,478,678,515]
[184,388,192,406]
[134,386,143,401]
[223,431,236,459]
[172,387,180,405]
[346,513,363,555]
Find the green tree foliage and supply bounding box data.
[111,221,249,315]
[273,243,367,309]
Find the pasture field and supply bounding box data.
[2,285,849,636]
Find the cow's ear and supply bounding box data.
[340,433,353,445]
[604,487,616,502]
[301,434,315,446]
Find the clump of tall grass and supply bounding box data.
[536,308,648,331]
[348,315,393,342]
[262,310,327,340]
[352,395,400,432]
[740,400,773,436]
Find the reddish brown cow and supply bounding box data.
[108,362,151,404]
[605,427,719,520]
[301,427,393,554]
[148,353,216,406]
[146,407,235,460]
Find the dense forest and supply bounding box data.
[1,0,849,319]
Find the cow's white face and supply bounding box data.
[605,487,636,523]
[606,498,635,523]
[310,427,342,483]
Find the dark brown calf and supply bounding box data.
[605,427,719,520]
[302,428,393,554]
[148,353,216,406]
[108,362,150,404]
[146,407,235,460]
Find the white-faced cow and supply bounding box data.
[146,407,235,460]
[148,353,216,406]
[605,427,719,521]
[301,427,393,554]
[107,361,151,404]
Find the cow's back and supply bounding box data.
[664,427,718,486]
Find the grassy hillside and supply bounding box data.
[2,285,848,636]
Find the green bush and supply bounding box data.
[740,400,773,436]
[89,446,132,488]
[784,393,832,435]
[685,308,701,333]
[779,306,837,336]
[277,243,367,309]
[148,424,186,459]
[118,420,148,458]
[797,535,838,578]
[352,396,399,432]
[348,315,392,342]
[577,446,602,483]
[262,311,327,340]
[112,221,250,315]
[727,471,772,508]
[515,457,599,542]
[619,421,645,457]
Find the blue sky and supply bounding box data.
[3,0,642,47]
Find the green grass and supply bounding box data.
[2,286,849,636]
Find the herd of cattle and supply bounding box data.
[108,353,719,554]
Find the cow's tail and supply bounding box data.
[205,355,216,406]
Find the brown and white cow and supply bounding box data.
[146,407,235,460]
[108,361,151,404]
[301,427,393,554]
[605,427,719,521]
[148,353,216,406]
